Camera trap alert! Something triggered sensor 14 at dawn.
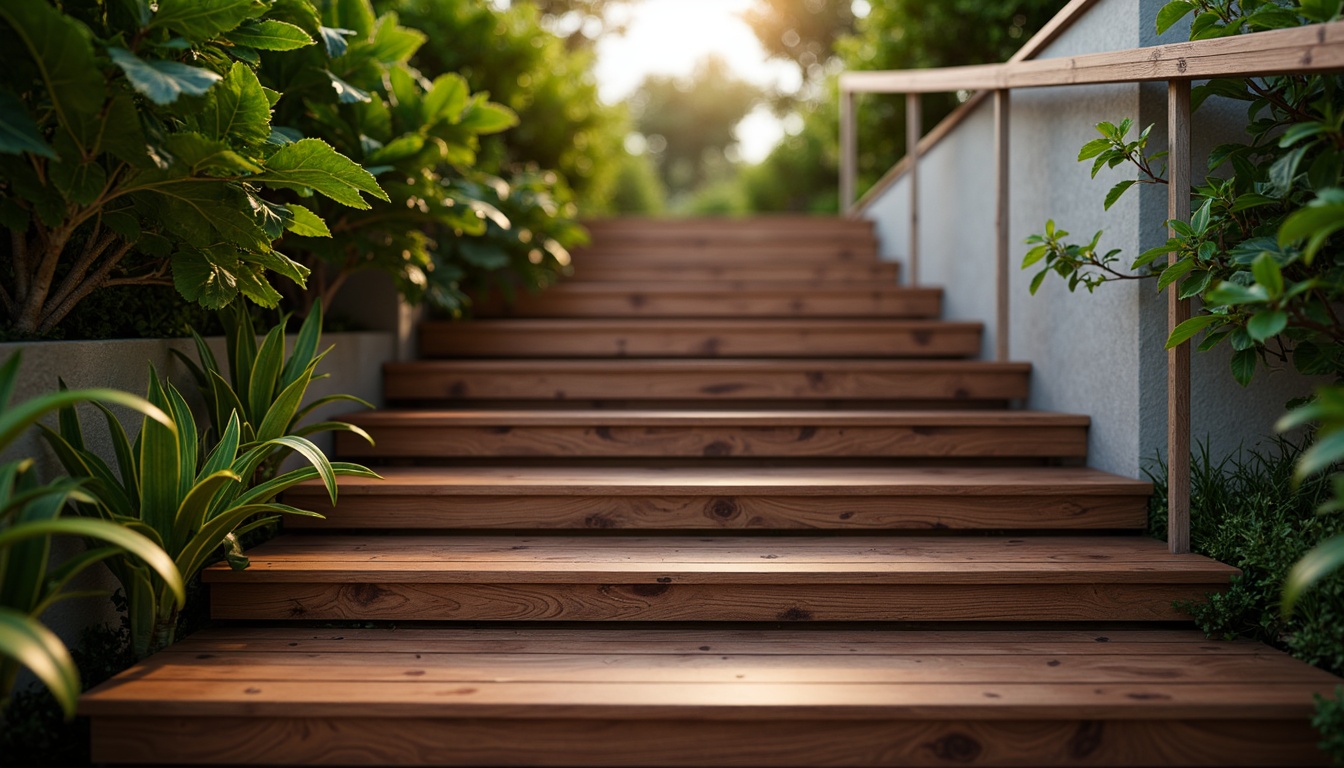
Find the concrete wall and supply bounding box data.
[862,0,1321,478]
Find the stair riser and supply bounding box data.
[90,716,1327,767]
[285,494,1146,531]
[574,246,878,263]
[474,291,941,319]
[210,583,1218,623]
[570,264,902,283]
[420,327,982,359]
[384,368,1028,403]
[336,425,1088,460]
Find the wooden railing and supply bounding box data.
[839,19,1344,554]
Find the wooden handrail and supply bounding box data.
[840,18,1344,555]
[841,20,1344,93]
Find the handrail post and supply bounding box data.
[1167,80,1192,555]
[840,89,856,215]
[994,89,1011,363]
[907,92,921,286]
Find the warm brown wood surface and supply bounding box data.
[570,262,903,283]
[474,284,942,319]
[284,465,1148,530]
[383,359,1031,403]
[419,318,984,358]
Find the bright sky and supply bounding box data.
[593,0,801,163]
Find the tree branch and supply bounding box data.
[35,239,136,335]
[45,222,116,316]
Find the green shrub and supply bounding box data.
[1148,438,1344,758]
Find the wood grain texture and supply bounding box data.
[418,318,984,359]
[572,244,878,263]
[569,262,902,283]
[336,421,1087,460]
[473,284,942,319]
[88,716,1330,766]
[1168,80,1192,556]
[209,582,1222,622]
[383,359,1031,403]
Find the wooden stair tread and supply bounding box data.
[342,409,1086,427]
[569,263,902,283]
[475,284,940,319]
[83,628,1333,720]
[204,534,1237,584]
[287,465,1146,496]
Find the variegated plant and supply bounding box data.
[41,362,377,658]
[0,352,184,717]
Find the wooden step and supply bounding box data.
[204,535,1234,623]
[284,466,1150,531]
[383,359,1030,405]
[474,284,940,319]
[335,410,1089,461]
[569,262,902,283]
[582,215,875,239]
[419,319,982,359]
[573,244,878,263]
[87,627,1332,766]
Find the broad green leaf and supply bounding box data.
[1155,1,1197,34]
[234,262,284,307]
[1103,180,1135,211]
[150,0,268,42]
[1251,252,1284,297]
[0,0,104,152]
[1266,145,1308,197]
[366,12,425,63]
[255,363,314,443]
[1076,137,1111,162]
[49,154,107,206]
[162,133,262,175]
[0,608,78,717]
[326,71,372,104]
[241,250,311,288]
[226,20,314,51]
[255,138,388,209]
[425,73,470,123]
[328,0,377,36]
[1280,200,1344,264]
[1156,256,1194,292]
[1230,347,1257,386]
[0,90,56,159]
[138,179,271,252]
[1296,429,1344,479]
[199,64,272,146]
[1246,309,1288,341]
[108,48,222,106]
[284,204,331,237]
[1283,536,1344,616]
[1205,281,1269,306]
[172,250,238,309]
[1165,314,1222,349]
[458,99,519,135]
[365,134,425,166]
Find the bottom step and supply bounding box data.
[83,628,1337,766]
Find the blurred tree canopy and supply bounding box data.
[743,0,855,87]
[383,0,631,213]
[631,55,762,203]
[530,0,639,49]
[739,0,1067,212]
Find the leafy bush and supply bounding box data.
[1147,439,1343,759]
[0,352,183,717]
[0,0,388,337]
[1022,1,1344,386]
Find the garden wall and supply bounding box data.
[859,0,1323,477]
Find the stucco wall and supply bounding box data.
[862,0,1321,477]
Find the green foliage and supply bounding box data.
[608,149,667,215]
[738,0,1065,211]
[1023,1,1344,387]
[744,0,856,84]
[0,351,183,718]
[253,0,582,316]
[1150,439,1342,668]
[40,343,377,657]
[631,56,763,204]
[1147,438,1344,759]
[0,0,385,337]
[387,0,629,214]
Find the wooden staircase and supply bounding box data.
[83,216,1339,766]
